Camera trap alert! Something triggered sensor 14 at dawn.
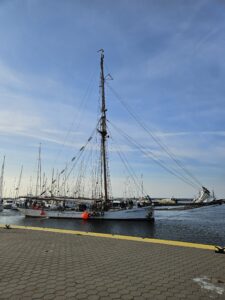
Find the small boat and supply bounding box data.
[3,199,14,209]
[193,186,216,204]
[154,198,177,206]
[18,51,154,221]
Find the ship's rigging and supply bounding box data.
[28,50,206,199]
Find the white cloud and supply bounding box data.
[0,60,99,148]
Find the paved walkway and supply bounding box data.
[0,225,224,299]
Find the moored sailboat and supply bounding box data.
[18,50,154,221]
[18,197,153,220]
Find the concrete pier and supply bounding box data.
[0,225,224,299]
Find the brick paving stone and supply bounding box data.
[88,296,100,300]
[75,294,89,300]
[120,295,133,300]
[0,228,225,300]
[43,295,55,300]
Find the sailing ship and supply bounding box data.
[18,50,154,220]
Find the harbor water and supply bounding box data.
[0,205,225,246]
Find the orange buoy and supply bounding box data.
[82,211,89,220]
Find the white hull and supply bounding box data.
[3,199,14,209]
[3,204,13,209]
[193,187,215,204]
[18,206,154,220]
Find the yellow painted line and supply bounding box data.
[0,224,215,251]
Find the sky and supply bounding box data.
[0,0,225,198]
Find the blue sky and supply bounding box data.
[0,0,225,198]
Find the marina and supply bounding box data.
[0,1,225,299]
[0,51,220,223]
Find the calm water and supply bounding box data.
[0,205,225,245]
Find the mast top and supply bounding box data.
[98,48,104,53]
[98,49,104,61]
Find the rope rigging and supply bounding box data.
[51,66,99,170]
[108,129,148,197]
[108,120,200,190]
[39,122,99,197]
[107,83,203,189]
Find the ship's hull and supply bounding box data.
[18,206,154,220]
[0,204,3,212]
[3,203,13,209]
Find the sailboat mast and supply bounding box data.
[99,49,108,203]
[0,156,5,199]
[15,165,23,199]
[51,168,54,197]
[35,143,42,196]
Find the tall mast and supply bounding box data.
[0,156,5,199]
[50,168,54,197]
[15,165,23,199]
[141,174,144,199]
[35,143,42,196]
[99,49,108,203]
